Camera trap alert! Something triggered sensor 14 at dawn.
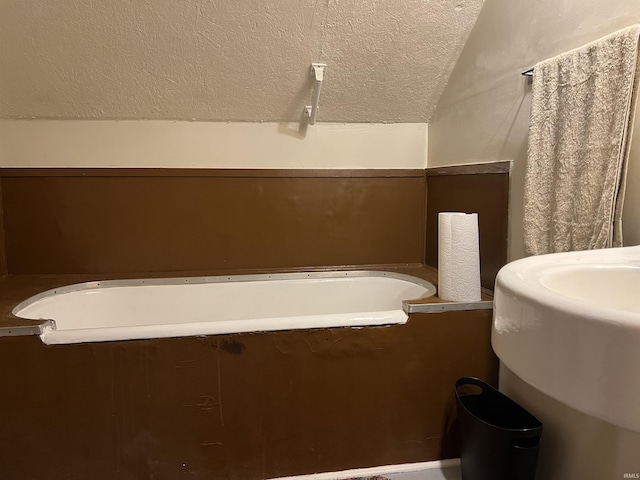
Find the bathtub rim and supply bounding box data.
[12,269,437,321]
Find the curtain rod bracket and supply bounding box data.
[305,63,327,125]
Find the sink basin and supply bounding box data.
[492,245,640,432]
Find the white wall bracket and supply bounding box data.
[304,63,327,125]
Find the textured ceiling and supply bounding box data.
[0,0,484,122]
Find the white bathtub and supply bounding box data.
[13,271,436,345]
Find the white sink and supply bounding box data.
[492,245,640,433]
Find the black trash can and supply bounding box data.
[455,377,543,480]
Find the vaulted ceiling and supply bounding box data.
[0,0,484,122]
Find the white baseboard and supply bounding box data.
[267,458,461,480]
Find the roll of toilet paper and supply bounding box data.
[438,212,481,302]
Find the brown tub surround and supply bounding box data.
[0,168,427,275]
[0,265,495,479]
[425,161,511,290]
[0,180,7,277]
[0,303,496,480]
[0,165,510,290]
[0,167,502,479]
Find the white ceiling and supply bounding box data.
[0,0,484,122]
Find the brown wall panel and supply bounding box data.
[0,168,504,478]
[426,168,510,290]
[0,310,497,480]
[0,180,7,276]
[1,170,426,275]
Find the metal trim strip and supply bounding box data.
[405,300,493,313]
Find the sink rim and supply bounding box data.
[496,245,640,327]
[492,245,640,432]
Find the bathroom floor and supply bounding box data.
[270,461,462,480]
[341,468,461,480]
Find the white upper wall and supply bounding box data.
[0,0,483,123]
[0,120,428,169]
[428,0,640,259]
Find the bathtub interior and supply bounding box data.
[13,271,436,344]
